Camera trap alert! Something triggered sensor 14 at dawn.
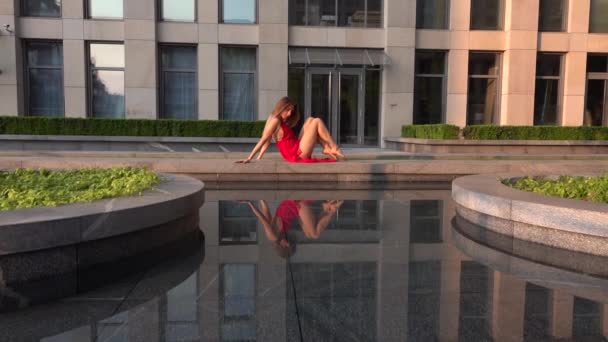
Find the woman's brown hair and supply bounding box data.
[270,96,301,127]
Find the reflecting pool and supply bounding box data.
[2,187,608,341]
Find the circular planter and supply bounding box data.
[452,173,608,256]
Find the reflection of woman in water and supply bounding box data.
[243,199,343,258]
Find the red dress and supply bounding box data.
[275,200,300,232]
[275,121,336,163]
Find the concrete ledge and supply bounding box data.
[386,137,608,154]
[452,173,608,256]
[0,173,204,256]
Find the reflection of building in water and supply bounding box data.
[40,192,608,341]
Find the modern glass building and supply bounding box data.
[0,0,607,146]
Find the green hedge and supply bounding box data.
[401,124,460,139]
[0,117,266,137]
[463,125,608,140]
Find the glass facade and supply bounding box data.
[88,0,123,19]
[160,46,197,120]
[289,0,382,27]
[89,43,125,118]
[414,51,446,124]
[590,0,608,33]
[534,54,562,125]
[416,0,449,29]
[161,0,195,21]
[222,0,256,24]
[538,0,565,32]
[25,41,64,116]
[22,0,61,17]
[220,47,257,120]
[470,0,502,30]
[467,52,500,125]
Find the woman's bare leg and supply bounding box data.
[299,117,344,159]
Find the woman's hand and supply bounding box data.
[235,158,253,164]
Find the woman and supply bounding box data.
[242,199,344,258]
[236,97,346,163]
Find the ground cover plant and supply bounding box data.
[503,174,608,203]
[0,167,160,210]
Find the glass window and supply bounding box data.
[221,264,256,341]
[88,0,123,19]
[467,52,500,125]
[219,201,258,245]
[414,51,446,124]
[590,0,608,33]
[416,0,449,29]
[409,200,443,243]
[470,0,502,30]
[25,41,64,116]
[221,0,256,24]
[160,46,197,120]
[534,54,562,125]
[365,70,381,145]
[89,43,125,118]
[538,0,565,32]
[161,0,195,21]
[289,0,382,27]
[22,0,61,17]
[221,47,256,120]
[585,55,608,126]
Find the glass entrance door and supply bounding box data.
[306,69,368,145]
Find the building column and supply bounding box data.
[549,290,574,339]
[446,0,471,127]
[0,0,19,115]
[500,0,539,125]
[489,272,526,341]
[198,0,219,120]
[124,0,157,119]
[381,0,415,145]
[258,0,288,120]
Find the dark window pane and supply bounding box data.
[573,297,601,338]
[90,44,125,68]
[415,51,445,74]
[288,68,306,133]
[524,284,550,341]
[538,0,564,32]
[534,79,559,125]
[470,0,501,30]
[367,0,383,27]
[162,0,195,21]
[587,55,608,73]
[585,79,606,126]
[408,262,441,341]
[365,70,380,145]
[416,0,448,29]
[28,69,63,116]
[219,202,258,244]
[459,262,491,341]
[289,0,307,25]
[414,77,444,124]
[222,0,256,24]
[536,54,561,77]
[161,46,197,70]
[221,47,256,71]
[223,73,255,120]
[22,0,61,17]
[89,0,123,18]
[308,0,337,26]
[590,0,608,33]
[469,53,499,76]
[92,70,125,118]
[162,72,196,119]
[338,0,366,27]
[410,200,443,243]
[27,42,62,67]
[467,78,499,125]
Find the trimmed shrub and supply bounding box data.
[401,124,460,139]
[0,117,266,137]
[463,125,608,140]
[503,174,608,204]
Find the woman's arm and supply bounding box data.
[236,117,279,163]
[245,201,279,242]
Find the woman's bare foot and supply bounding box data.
[322,147,339,160]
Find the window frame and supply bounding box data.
[86,41,126,118]
[158,44,199,120]
[20,0,62,18]
[538,0,568,32]
[413,50,448,124]
[466,51,502,125]
[86,0,125,20]
[158,0,198,22]
[219,45,258,121]
[288,0,384,28]
[219,0,259,24]
[23,39,65,117]
[415,0,450,30]
[469,0,504,31]
[534,53,564,125]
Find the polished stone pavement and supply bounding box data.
[1,188,608,342]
